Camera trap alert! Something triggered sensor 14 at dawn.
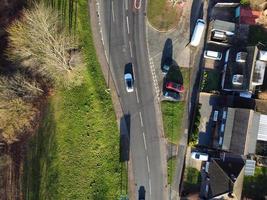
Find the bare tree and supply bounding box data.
[6,2,76,80]
[0,73,43,101]
[0,98,37,144]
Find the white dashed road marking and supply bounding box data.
[139,111,143,127]
[142,132,147,150]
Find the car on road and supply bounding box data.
[204,50,222,60]
[163,89,180,101]
[165,81,185,93]
[134,0,142,9]
[124,73,134,92]
[138,186,145,200]
[191,152,209,161]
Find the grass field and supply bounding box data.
[147,0,182,31]
[23,0,126,199]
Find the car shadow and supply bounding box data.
[138,186,146,200]
[190,0,204,39]
[120,114,130,162]
[124,63,133,75]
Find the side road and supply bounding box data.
[88,0,135,199]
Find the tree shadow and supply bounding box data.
[161,38,173,70]
[119,114,130,162]
[22,101,59,199]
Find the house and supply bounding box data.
[221,46,267,94]
[198,93,267,156]
[200,154,245,200]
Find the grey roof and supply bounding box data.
[257,114,267,141]
[212,20,236,33]
[202,155,245,199]
[222,108,258,155]
[222,46,256,91]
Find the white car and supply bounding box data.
[191,152,209,161]
[124,73,134,92]
[204,50,222,61]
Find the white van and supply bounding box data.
[190,19,205,47]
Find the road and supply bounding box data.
[98,0,167,199]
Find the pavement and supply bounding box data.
[93,0,168,199]
[145,0,209,199]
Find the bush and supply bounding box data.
[240,0,250,6]
[189,104,201,146]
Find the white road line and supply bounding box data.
[139,111,143,127]
[149,179,152,197]
[125,0,128,10]
[146,156,150,173]
[111,1,115,22]
[129,41,133,57]
[135,88,140,103]
[126,16,130,34]
[142,132,147,150]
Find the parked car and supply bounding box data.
[166,81,185,93]
[190,19,205,47]
[191,152,209,161]
[163,89,180,101]
[124,73,134,92]
[204,50,222,60]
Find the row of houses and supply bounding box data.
[193,1,267,199]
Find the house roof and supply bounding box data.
[202,155,245,199]
[212,20,236,33]
[257,114,267,141]
[222,46,256,91]
[222,108,258,155]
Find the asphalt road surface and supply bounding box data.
[98,0,167,199]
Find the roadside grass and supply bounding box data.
[147,0,182,31]
[248,25,267,46]
[243,167,267,199]
[162,68,189,144]
[183,167,201,193]
[23,0,126,199]
[167,156,177,184]
[201,70,220,92]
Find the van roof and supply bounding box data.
[190,19,205,47]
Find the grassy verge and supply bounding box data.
[167,156,177,184]
[147,0,182,31]
[23,0,126,199]
[243,167,267,199]
[183,167,201,193]
[162,68,189,144]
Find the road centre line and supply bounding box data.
[111,1,115,22]
[129,41,133,57]
[126,16,130,34]
[149,179,152,197]
[125,0,128,10]
[135,88,140,103]
[146,156,150,173]
[142,132,147,150]
[139,111,143,127]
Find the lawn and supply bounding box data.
[182,167,201,193]
[22,0,126,199]
[162,68,189,144]
[248,25,267,46]
[200,70,220,92]
[167,156,177,184]
[147,0,183,31]
[243,166,267,199]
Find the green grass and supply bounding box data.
[23,0,126,199]
[248,25,267,46]
[243,167,267,199]
[167,156,177,184]
[147,0,181,31]
[183,167,201,193]
[162,68,189,144]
